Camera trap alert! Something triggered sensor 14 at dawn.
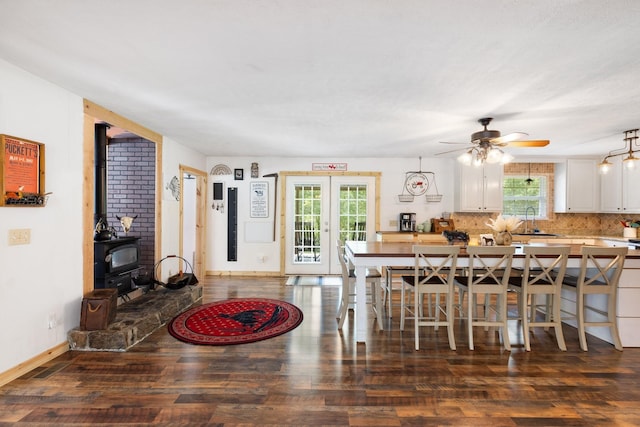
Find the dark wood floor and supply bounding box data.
[2,276,640,426]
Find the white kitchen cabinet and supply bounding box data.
[600,156,640,213]
[454,163,503,212]
[554,159,599,213]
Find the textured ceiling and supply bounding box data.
[1,0,640,160]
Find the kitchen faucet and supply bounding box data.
[524,206,537,234]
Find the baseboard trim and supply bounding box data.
[205,271,283,277]
[0,341,69,387]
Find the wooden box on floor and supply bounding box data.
[80,288,117,330]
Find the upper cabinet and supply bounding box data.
[554,159,599,213]
[600,156,640,213]
[454,163,503,212]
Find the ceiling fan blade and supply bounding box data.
[435,146,470,156]
[439,141,468,145]
[490,132,528,144]
[505,139,550,147]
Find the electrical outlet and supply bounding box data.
[8,228,31,245]
[389,220,398,227]
[48,313,57,329]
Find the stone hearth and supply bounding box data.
[68,285,202,351]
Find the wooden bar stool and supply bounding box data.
[400,245,460,350]
[508,245,570,351]
[455,245,515,351]
[561,246,627,351]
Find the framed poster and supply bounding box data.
[234,168,244,180]
[250,181,268,218]
[0,134,46,206]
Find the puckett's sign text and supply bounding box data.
[2,135,42,194]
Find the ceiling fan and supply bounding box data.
[436,117,549,165]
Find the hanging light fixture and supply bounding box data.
[457,141,514,166]
[598,129,640,174]
[525,163,533,185]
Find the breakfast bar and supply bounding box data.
[345,240,640,345]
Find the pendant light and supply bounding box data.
[525,163,533,185]
[598,129,640,174]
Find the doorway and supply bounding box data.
[283,173,379,275]
[180,165,207,281]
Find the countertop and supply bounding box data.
[377,231,634,243]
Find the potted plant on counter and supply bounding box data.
[486,214,523,246]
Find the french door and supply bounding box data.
[284,175,376,275]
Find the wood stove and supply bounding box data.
[94,236,140,295]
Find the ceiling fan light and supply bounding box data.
[485,147,503,164]
[500,152,514,164]
[458,150,473,166]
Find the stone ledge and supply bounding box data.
[67,285,203,351]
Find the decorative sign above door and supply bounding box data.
[312,162,347,171]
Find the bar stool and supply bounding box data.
[455,245,515,351]
[508,245,570,351]
[561,246,627,351]
[336,239,383,330]
[400,245,460,350]
[382,265,414,318]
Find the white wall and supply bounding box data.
[205,157,455,273]
[0,59,84,373]
[160,136,207,269]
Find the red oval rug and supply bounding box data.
[168,298,304,345]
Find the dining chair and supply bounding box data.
[382,266,414,319]
[400,245,460,350]
[455,245,515,351]
[561,246,627,351]
[351,221,367,241]
[508,245,570,351]
[336,239,383,330]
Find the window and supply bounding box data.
[338,184,368,242]
[503,175,548,219]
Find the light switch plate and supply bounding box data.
[8,228,30,245]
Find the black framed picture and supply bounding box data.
[234,168,244,180]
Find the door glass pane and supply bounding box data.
[338,184,368,242]
[293,184,321,264]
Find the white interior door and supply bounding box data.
[285,175,376,275]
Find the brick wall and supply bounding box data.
[106,136,156,274]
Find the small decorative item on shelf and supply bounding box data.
[116,214,137,236]
[485,214,522,246]
[622,220,640,238]
[479,233,495,246]
[442,230,469,246]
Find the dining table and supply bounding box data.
[344,240,640,344]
